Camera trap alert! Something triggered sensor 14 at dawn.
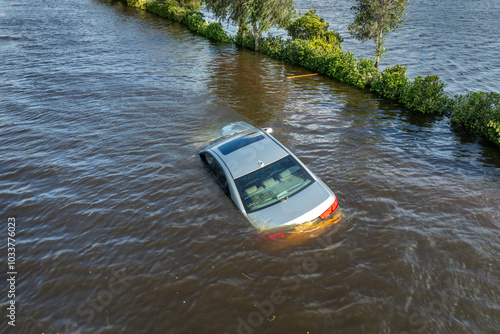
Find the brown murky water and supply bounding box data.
[1,1,499,333]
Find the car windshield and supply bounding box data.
[234,155,315,213]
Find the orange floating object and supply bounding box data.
[286,73,319,79]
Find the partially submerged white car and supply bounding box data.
[199,122,339,239]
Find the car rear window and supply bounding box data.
[234,155,315,213]
[218,132,265,155]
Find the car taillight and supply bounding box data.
[320,197,339,220]
[268,231,285,239]
[258,231,286,240]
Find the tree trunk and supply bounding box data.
[252,23,261,51]
[374,36,382,70]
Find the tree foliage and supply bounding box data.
[287,9,328,40]
[348,0,409,70]
[287,9,343,46]
[204,0,295,51]
[177,0,202,11]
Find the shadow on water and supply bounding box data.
[451,127,500,169]
[397,108,446,128]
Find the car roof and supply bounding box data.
[209,129,289,179]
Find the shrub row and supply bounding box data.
[121,0,500,148]
[122,0,232,43]
[251,34,452,114]
[451,92,500,146]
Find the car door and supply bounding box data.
[200,152,231,197]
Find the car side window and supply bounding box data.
[212,162,230,195]
[200,152,215,168]
[201,153,231,197]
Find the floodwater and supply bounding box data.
[0,0,499,333]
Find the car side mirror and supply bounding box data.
[263,127,273,134]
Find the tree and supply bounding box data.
[205,0,295,51]
[287,9,342,45]
[348,0,409,70]
[287,9,329,40]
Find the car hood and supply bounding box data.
[247,181,334,231]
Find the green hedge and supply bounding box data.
[122,0,233,43]
[452,92,500,146]
[250,34,450,112]
[120,0,500,148]
[147,1,232,42]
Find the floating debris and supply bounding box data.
[241,272,254,280]
[286,73,319,79]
